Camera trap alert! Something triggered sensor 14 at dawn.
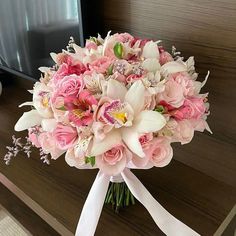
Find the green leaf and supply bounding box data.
[57,106,67,111]
[107,64,114,75]
[113,42,123,59]
[85,156,96,167]
[154,105,165,114]
[89,36,101,46]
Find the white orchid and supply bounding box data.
[142,41,160,59]
[90,79,167,158]
[14,82,55,132]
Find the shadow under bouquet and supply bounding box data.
[6,32,211,236]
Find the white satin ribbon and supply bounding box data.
[75,169,200,236]
[75,171,110,236]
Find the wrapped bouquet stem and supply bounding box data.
[105,174,135,213]
[6,32,212,235]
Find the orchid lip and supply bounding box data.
[102,100,134,127]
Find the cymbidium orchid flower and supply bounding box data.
[15,82,54,132]
[90,79,167,158]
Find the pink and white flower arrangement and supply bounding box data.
[7,33,211,236]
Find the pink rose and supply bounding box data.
[189,118,212,134]
[131,133,154,168]
[38,132,65,160]
[96,144,132,175]
[157,78,185,108]
[114,33,134,43]
[55,74,84,97]
[53,61,86,83]
[172,97,206,120]
[53,123,78,150]
[170,72,195,96]
[146,137,173,167]
[172,120,194,144]
[89,56,113,74]
[159,51,174,65]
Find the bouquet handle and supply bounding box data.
[76,169,200,236]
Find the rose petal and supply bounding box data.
[96,154,127,176]
[154,145,173,167]
[14,110,42,131]
[129,154,152,169]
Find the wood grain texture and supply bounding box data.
[0,78,235,235]
[0,183,60,236]
[100,0,236,187]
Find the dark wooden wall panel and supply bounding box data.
[100,0,236,186]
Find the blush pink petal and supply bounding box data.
[89,56,113,74]
[53,123,78,150]
[148,137,173,167]
[156,78,185,108]
[96,144,132,176]
[38,132,65,159]
[55,74,84,97]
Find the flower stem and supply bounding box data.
[104,182,135,213]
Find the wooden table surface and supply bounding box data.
[0,77,235,236]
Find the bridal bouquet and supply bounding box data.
[7,32,211,235]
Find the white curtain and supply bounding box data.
[0,0,79,75]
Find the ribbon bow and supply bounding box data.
[76,169,200,236]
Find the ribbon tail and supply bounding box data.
[121,168,201,236]
[75,171,110,236]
